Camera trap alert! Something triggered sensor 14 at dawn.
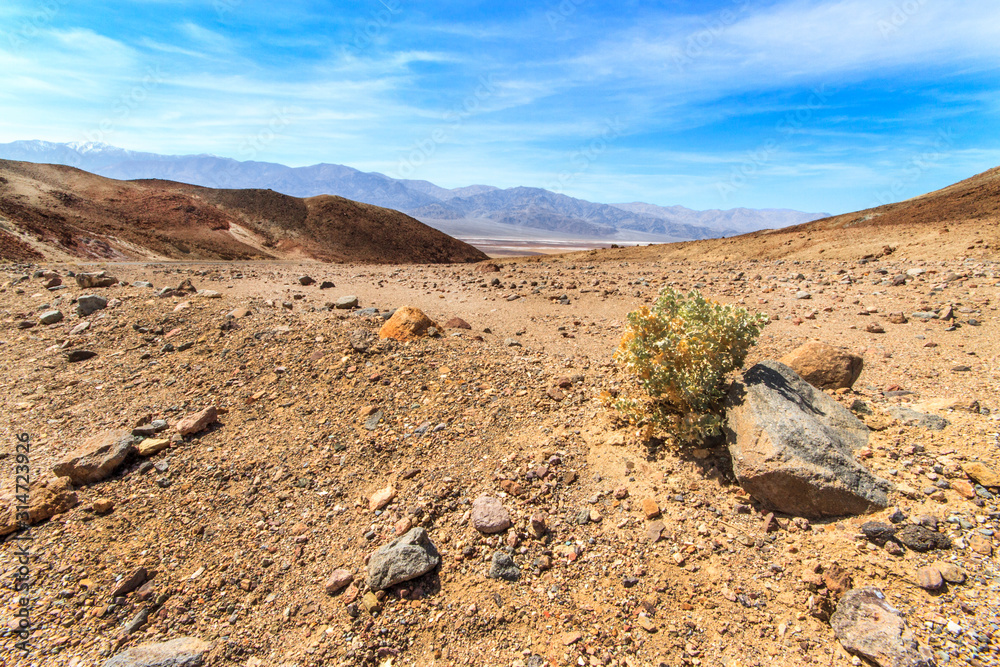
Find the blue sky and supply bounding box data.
[1,0,999,214]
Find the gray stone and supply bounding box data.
[64,349,97,363]
[830,588,933,667]
[367,527,440,591]
[39,310,64,325]
[861,521,898,546]
[53,430,135,485]
[133,281,153,288]
[102,637,212,667]
[471,495,511,534]
[895,525,951,552]
[76,271,118,288]
[725,361,891,517]
[335,295,359,309]
[488,551,521,581]
[77,294,108,317]
[885,406,948,431]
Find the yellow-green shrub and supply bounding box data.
[610,287,768,443]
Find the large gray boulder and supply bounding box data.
[77,294,108,317]
[367,527,440,591]
[725,361,891,517]
[102,637,212,667]
[53,430,135,485]
[830,588,934,667]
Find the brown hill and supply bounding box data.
[0,160,488,263]
[556,166,1000,264]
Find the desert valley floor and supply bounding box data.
[1,249,999,667]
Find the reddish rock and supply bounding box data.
[324,569,354,594]
[641,497,661,520]
[53,430,135,485]
[779,342,864,390]
[472,495,511,534]
[175,406,218,436]
[0,475,78,537]
[444,317,472,329]
[378,307,438,342]
[369,485,397,511]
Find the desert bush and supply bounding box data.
[610,287,768,443]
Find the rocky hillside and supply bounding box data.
[0,160,488,264]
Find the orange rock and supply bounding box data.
[378,307,438,342]
[641,497,661,520]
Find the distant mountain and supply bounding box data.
[609,202,829,236]
[0,140,828,241]
[0,159,487,263]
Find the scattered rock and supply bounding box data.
[861,521,897,546]
[487,551,521,581]
[77,294,108,316]
[298,275,315,286]
[472,495,511,534]
[379,306,438,341]
[39,310,64,325]
[444,317,472,329]
[93,497,114,514]
[367,527,440,591]
[137,438,171,457]
[369,484,397,511]
[76,271,118,288]
[885,406,948,431]
[641,497,661,520]
[725,361,891,517]
[112,568,149,597]
[52,430,135,485]
[779,342,863,390]
[895,525,951,552]
[335,295,359,309]
[0,475,78,537]
[175,406,218,436]
[915,566,944,591]
[935,562,965,584]
[324,569,353,594]
[962,462,1000,488]
[830,588,933,667]
[64,349,98,363]
[102,636,212,667]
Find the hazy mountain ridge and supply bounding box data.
[0,140,828,241]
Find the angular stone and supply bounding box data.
[934,562,965,584]
[366,527,440,591]
[39,310,64,325]
[64,349,97,363]
[641,497,661,520]
[831,588,933,667]
[335,295,359,309]
[324,569,353,594]
[112,568,149,597]
[962,462,1000,488]
[895,525,951,552]
[444,317,472,329]
[915,566,943,591]
[369,484,396,511]
[472,495,511,534]
[298,275,315,286]
[93,497,114,514]
[53,430,134,485]
[725,361,891,517]
[77,294,108,317]
[76,271,118,288]
[0,475,78,537]
[379,306,438,341]
[487,551,521,581]
[102,637,212,667]
[885,406,948,431]
[175,406,218,436]
[861,521,898,546]
[779,342,864,390]
[137,438,170,457]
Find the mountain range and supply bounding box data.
[0,140,829,242]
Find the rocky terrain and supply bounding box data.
[0,160,488,265]
[1,244,998,667]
